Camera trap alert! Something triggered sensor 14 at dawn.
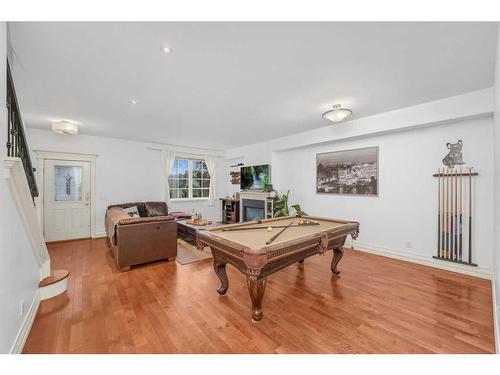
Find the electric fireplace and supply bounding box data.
[242,199,265,221]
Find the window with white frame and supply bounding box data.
[169,158,210,199]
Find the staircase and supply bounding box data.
[4,60,69,301]
[39,270,70,300]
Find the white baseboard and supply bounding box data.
[9,290,40,354]
[92,231,107,239]
[346,239,492,280]
[492,279,499,354]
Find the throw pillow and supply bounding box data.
[123,206,140,218]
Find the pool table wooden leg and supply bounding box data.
[247,276,266,321]
[331,247,344,275]
[213,260,229,295]
[298,259,304,263]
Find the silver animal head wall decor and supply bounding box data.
[442,140,465,168]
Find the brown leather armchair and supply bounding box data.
[105,202,177,271]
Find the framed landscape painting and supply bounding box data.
[316,146,378,196]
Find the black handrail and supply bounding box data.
[6,60,39,199]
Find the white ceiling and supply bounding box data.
[8,22,498,150]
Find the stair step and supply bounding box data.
[39,269,70,288]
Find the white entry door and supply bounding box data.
[43,159,91,241]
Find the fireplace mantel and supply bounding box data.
[239,191,272,200]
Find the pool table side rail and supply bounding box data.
[207,215,356,232]
[265,221,358,260]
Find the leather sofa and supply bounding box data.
[105,202,188,271]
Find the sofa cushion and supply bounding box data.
[169,211,192,220]
[118,215,175,225]
[145,201,169,217]
[108,202,146,217]
[123,206,140,218]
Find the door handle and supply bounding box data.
[84,191,91,206]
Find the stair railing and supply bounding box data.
[6,60,38,200]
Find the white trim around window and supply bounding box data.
[169,198,210,203]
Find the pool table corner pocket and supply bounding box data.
[243,247,268,276]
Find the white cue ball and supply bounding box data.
[267,227,273,232]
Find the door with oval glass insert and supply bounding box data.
[43,160,91,241]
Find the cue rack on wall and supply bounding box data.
[433,167,478,267]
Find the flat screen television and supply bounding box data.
[240,164,270,191]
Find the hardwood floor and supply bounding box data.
[23,238,495,354]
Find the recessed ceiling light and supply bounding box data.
[161,46,172,54]
[131,99,138,105]
[322,104,352,123]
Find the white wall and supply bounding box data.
[493,24,500,352]
[0,22,41,353]
[278,118,493,270]
[224,90,495,277]
[26,128,226,235]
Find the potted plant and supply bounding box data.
[273,190,307,217]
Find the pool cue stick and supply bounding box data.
[459,167,463,261]
[468,167,472,264]
[449,168,453,260]
[451,169,454,259]
[441,169,445,258]
[450,168,454,260]
[456,169,458,260]
[437,169,441,257]
[266,221,293,245]
[448,169,453,259]
[451,168,455,260]
[444,168,448,259]
[440,169,444,258]
[448,168,452,259]
[450,169,453,260]
[222,222,319,231]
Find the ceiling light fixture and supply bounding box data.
[322,104,352,123]
[131,99,138,105]
[52,121,78,135]
[161,46,172,54]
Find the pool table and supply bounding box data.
[197,215,359,321]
